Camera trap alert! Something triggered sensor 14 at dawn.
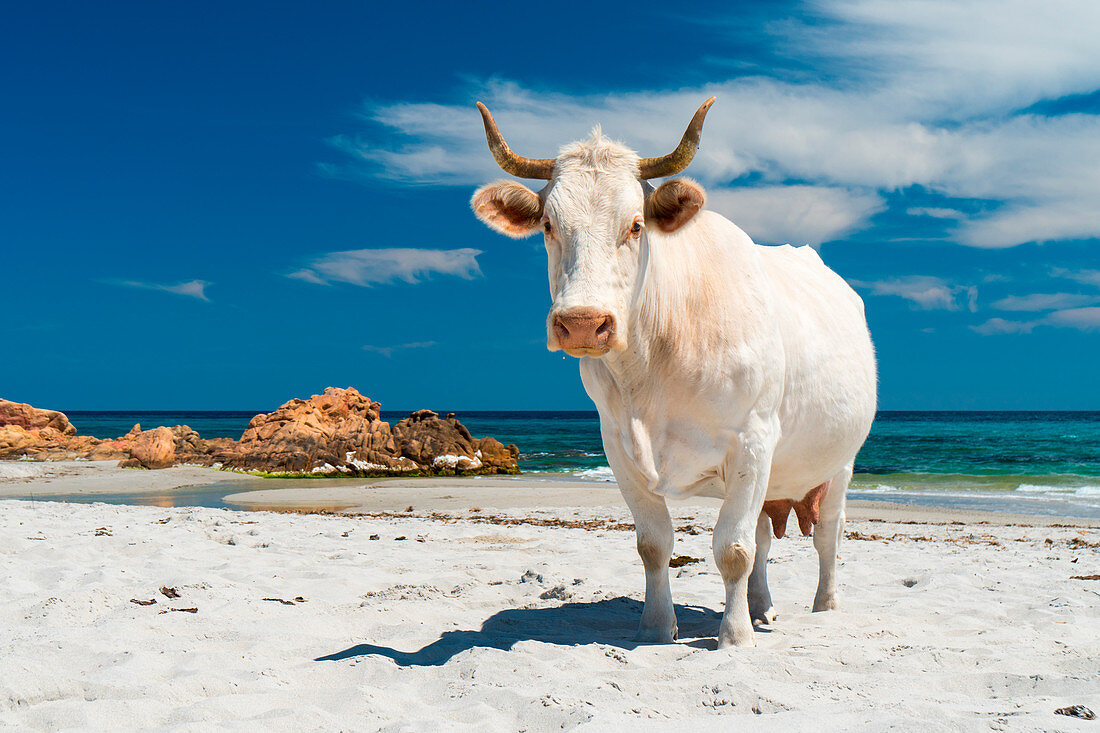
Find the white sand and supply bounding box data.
[0,460,261,496]
[2,494,1098,731]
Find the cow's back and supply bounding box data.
[757,244,877,498]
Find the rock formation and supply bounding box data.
[0,389,520,476]
[223,387,518,475]
[0,398,108,460]
[118,426,177,469]
[0,399,77,435]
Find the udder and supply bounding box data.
[762,481,829,538]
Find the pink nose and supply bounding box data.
[553,309,615,351]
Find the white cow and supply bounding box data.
[471,98,877,648]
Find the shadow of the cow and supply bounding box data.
[316,596,769,666]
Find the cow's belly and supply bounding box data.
[594,399,867,504]
[766,400,873,501]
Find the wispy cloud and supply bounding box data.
[707,185,883,247]
[1052,267,1100,288]
[329,0,1100,250]
[991,293,1100,311]
[362,341,437,358]
[907,207,965,219]
[971,317,1038,335]
[1046,306,1100,331]
[116,279,211,301]
[289,248,483,287]
[849,276,977,311]
[972,306,1100,335]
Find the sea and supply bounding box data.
[64,410,1100,519]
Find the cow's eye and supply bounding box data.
[543,221,552,234]
[630,220,643,236]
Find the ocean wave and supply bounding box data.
[575,466,616,482]
[1015,484,1074,494]
[852,482,1100,511]
[1016,483,1100,497]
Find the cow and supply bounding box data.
[470,98,877,649]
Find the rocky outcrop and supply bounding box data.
[392,409,512,472]
[0,390,520,476]
[0,405,225,464]
[119,426,177,469]
[0,399,77,436]
[0,399,105,460]
[223,387,519,475]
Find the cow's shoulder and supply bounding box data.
[758,243,863,312]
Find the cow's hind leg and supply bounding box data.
[812,462,852,612]
[748,511,776,625]
[623,488,677,643]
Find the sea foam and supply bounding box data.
[576,466,616,482]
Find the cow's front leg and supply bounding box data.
[714,422,777,649]
[622,487,677,643]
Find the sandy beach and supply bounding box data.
[1,464,1098,730]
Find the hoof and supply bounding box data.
[812,595,840,612]
[717,625,755,649]
[750,606,777,626]
[634,625,678,644]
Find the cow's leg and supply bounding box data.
[622,486,677,643]
[748,511,776,625]
[714,420,778,649]
[812,462,852,612]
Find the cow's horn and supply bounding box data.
[477,102,555,180]
[638,97,716,179]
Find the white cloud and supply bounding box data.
[707,185,883,246]
[332,1,1100,249]
[972,306,1100,334]
[362,341,437,358]
[1052,267,1100,288]
[1045,306,1100,331]
[991,293,1100,311]
[971,317,1037,335]
[118,279,211,301]
[290,248,483,287]
[906,207,965,219]
[849,276,974,311]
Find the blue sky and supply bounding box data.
[2,1,1098,411]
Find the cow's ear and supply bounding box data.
[645,178,706,234]
[471,181,543,238]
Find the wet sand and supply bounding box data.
[2,461,1097,528]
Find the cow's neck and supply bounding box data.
[598,216,763,406]
[600,227,717,393]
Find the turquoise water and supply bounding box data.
[61,410,1100,518]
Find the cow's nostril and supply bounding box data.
[596,316,613,337]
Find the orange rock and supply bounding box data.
[0,398,77,436]
[224,387,518,476]
[120,426,177,469]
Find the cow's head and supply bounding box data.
[471,99,714,358]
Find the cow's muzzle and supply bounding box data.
[551,308,616,357]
